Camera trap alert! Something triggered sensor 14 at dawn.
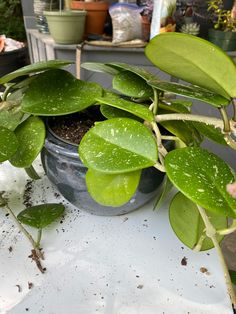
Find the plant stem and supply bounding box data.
[1,85,12,101]
[36,229,42,249]
[219,107,231,133]
[193,233,206,252]
[153,89,159,115]
[4,203,37,249]
[151,122,168,158]
[217,220,236,235]
[155,113,225,128]
[232,99,236,122]
[24,165,40,180]
[197,205,236,310]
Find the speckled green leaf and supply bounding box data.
[113,71,153,99]
[145,33,236,99]
[0,126,18,162]
[79,118,158,173]
[106,62,157,81]
[192,122,227,145]
[9,116,45,167]
[81,62,119,75]
[160,99,192,113]
[0,106,24,131]
[165,147,236,218]
[148,80,229,107]
[100,104,141,121]
[153,176,173,210]
[86,169,141,206]
[169,192,227,250]
[0,60,72,84]
[96,94,153,122]
[21,69,103,115]
[17,203,65,229]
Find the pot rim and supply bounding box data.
[43,10,87,16]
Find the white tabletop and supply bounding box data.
[0,161,233,314]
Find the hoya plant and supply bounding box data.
[0,33,236,306]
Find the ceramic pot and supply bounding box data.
[70,1,109,37]
[43,10,86,44]
[208,29,236,51]
[41,124,170,216]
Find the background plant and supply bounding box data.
[208,0,236,31]
[0,0,26,41]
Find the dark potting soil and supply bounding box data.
[49,109,104,145]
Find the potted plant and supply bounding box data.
[0,33,236,308]
[207,0,236,50]
[43,0,87,44]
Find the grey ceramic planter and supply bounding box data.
[41,126,168,216]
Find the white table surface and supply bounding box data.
[0,161,233,314]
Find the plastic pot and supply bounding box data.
[41,124,170,216]
[43,10,86,44]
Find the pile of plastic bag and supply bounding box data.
[0,35,24,53]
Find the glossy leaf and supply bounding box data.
[100,104,141,121]
[96,94,154,122]
[9,116,45,168]
[86,169,141,206]
[0,126,18,162]
[148,80,229,107]
[165,147,236,218]
[145,33,236,99]
[160,99,192,113]
[113,71,153,98]
[106,62,157,81]
[169,192,226,250]
[17,203,65,229]
[0,60,72,84]
[81,62,119,75]
[229,270,236,285]
[21,69,103,115]
[79,118,158,173]
[192,121,227,146]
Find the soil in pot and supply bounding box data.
[41,110,168,216]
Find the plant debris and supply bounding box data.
[181,257,188,266]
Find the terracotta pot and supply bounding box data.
[70,1,109,37]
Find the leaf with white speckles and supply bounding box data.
[17,203,65,229]
[113,71,153,99]
[0,126,18,162]
[0,60,72,84]
[79,118,158,173]
[96,94,154,122]
[9,116,45,167]
[86,169,141,206]
[169,192,227,250]
[165,147,236,218]
[21,69,103,116]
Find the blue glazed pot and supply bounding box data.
[41,126,169,216]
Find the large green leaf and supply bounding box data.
[21,69,103,115]
[145,33,236,99]
[106,62,157,81]
[86,169,141,206]
[0,126,18,162]
[9,116,45,168]
[165,147,236,218]
[113,71,153,99]
[148,80,229,107]
[0,60,72,84]
[169,192,227,250]
[81,62,119,75]
[79,118,158,173]
[96,94,153,122]
[153,176,173,210]
[17,203,65,229]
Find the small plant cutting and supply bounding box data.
[0,33,236,308]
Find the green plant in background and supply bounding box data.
[180,22,200,35]
[208,0,236,31]
[0,33,236,306]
